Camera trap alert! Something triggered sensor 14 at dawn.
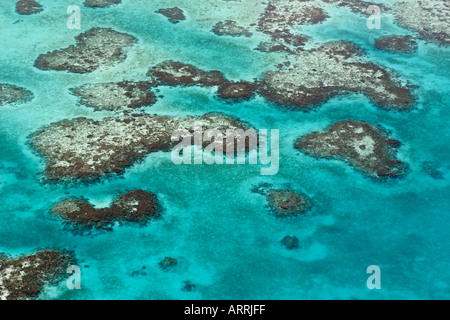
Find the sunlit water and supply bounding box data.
[0,0,449,299]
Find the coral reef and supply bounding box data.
[15,0,43,15]
[148,61,227,87]
[29,113,254,183]
[259,41,415,111]
[84,0,121,8]
[158,257,178,270]
[155,7,186,24]
[281,236,300,249]
[0,84,33,106]
[421,161,445,179]
[212,20,252,37]
[0,250,74,300]
[34,27,136,73]
[257,0,329,53]
[322,0,390,15]
[393,0,449,46]
[71,81,157,111]
[182,281,197,292]
[267,189,311,218]
[374,35,418,53]
[217,81,257,102]
[294,120,407,179]
[51,189,161,231]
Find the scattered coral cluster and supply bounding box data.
[294,120,407,179]
[0,250,75,300]
[51,189,161,231]
[0,84,34,106]
[34,27,136,73]
[15,0,43,15]
[5,0,448,299]
[30,113,254,183]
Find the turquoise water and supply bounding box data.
[0,0,449,299]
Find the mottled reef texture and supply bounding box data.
[0,250,74,300]
[159,257,178,271]
[267,189,312,218]
[148,61,257,102]
[281,236,300,249]
[393,0,449,46]
[182,281,197,292]
[0,84,33,106]
[15,0,43,15]
[155,7,186,24]
[212,20,253,37]
[322,0,390,15]
[374,35,418,54]
[294,120,407,179]
[217,81,257,102]
[148,61,227,87]
[257,0,329,53]
[259,41,415,111]
[84,0,121,8]
[71,81,157,111]
[29,113,254,183]
[256,0,390,53]
[34,27,136,73]
[421,161,445,180]
[51,190,161,231]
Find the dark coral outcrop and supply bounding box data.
[0,84,33,106]
[51,189,161,231]
[155,7,186,24]
[34,27,136,73]
[267,189,312,218]
[71,81,157,111]
[15,0,43,15]
[84,0,121,8]
[0,250,75,300]
[148,61,227,87]
[374,35,418,53]
[259,41,415,111]
[294,120,407,179]
[29,113,254,183]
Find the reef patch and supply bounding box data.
[159,257,178,271]
[0,84,34,106]
[84,0,121,8]
[148,61,227,87]
[267,189,312,218]
[217,81,257,102]
[71,81,157,111]
[281,236,300,249]
[155,7,186,24]
[393,0,449,46]
[212,20,253,37]
[257,0,329,53]
[51,189,161,231]
[34,27,136,73]
[374,35,418,54]
[294,120,407,179]
[15,0,43,15]
[259,41,415,111]
[0,250,75,300]
[29,113,254,183]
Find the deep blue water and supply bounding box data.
[0,0,449,299]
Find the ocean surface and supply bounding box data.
[0,0,449,299]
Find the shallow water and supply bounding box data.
[0,0,449,299]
